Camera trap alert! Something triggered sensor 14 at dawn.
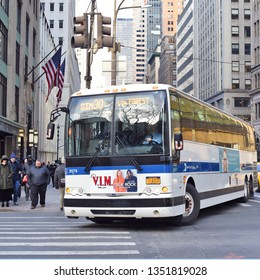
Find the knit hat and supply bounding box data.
[27,155,33,159]
[1,155,9,162]
[10,153,16,159]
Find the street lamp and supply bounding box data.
[111,0,152,85]
[57,124,60,161]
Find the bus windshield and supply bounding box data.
[66,90,168,156]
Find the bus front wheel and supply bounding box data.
[182,183,200,225]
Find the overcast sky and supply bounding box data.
[76,0,134,18]
[76,0,134,88]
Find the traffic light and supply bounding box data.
[71,13,89,49]
[96,14,113,49]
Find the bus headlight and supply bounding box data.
[65,187,85,196]
[162,186,168,193]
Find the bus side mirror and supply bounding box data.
[46,122,55,140]
[174,133,183,151]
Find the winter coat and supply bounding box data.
[0,163,14,190]
[10,160,22,182]
[54,163,65,189]
[27,165,50,187]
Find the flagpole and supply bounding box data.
[24,45,61,82]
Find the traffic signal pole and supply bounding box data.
[85,0,96,89]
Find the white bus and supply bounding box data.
[47,84,257,224]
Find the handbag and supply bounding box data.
[60,178,65,188]
[22,175,28,183]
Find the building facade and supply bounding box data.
[177,0,252,122]
[176,0,194,95]
[40,0,80,160]
[0,1,41,160]
[250,0,260,160]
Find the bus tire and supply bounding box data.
[181,183,200,225]
[239,179,250,203]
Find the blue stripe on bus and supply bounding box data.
[175,162,220,172]
[66,162,220,175]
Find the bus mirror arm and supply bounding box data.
[46,107,68,140]
[172,150,181,162]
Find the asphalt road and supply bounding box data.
[0,185,260,259]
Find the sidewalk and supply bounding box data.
[0,184,60,213]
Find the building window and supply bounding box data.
[0,73,7,117]
[244,61,251,72]
[232,79,240,89]
[59,3,64,11]
[15,86,19,122]
[0,21,8,63]
[244,9,250,20]
[232,61,239,72]
[33,29,36,57]
[26,14,30,47]
[0,0,9,14]
[232,43,239,54]
[245,79,251,89]
[58,37,63,45]
[17,0,22,32]
[234,98,250,107]
[244,26,251,37]
[232,26,239,37]
[50,3,54,11]
[50,20,54,28]
[231,0,238,2]
[231,9,239,19]
[16,42,20,75]
[59,20,63,28]
[245,43,251,54]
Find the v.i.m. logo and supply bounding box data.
[91,174,112,187]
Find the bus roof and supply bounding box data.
[72,84,172,97]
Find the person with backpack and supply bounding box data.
[0,155,14,207]
[54,157,66,210]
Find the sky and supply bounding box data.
[75,0,134,88]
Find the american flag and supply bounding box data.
[55,58,66,107]
[42,47,61,102]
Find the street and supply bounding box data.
[0,185,260,259]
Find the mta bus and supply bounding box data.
[47,84,257,224]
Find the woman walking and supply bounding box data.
[0,155,14,207]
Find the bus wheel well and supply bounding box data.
[187,177,195,188]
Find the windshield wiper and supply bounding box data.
[115,134,143,171]
[85,133,109,172]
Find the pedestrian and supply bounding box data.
[48,161,57,187]
[10,153,22,205]
[27,159,50,209]
[22,155,34,201]
[0,155,14,207]
[54,157,66,210]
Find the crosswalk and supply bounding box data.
[0,219,140,258]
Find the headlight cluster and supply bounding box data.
[66,187,85,196]
[143,186,169,195]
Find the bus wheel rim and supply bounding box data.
[184,193,194,217]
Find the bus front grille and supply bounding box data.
[91,210,136,215]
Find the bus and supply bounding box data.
[47,84,257,224]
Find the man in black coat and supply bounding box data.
[27,159,50,209]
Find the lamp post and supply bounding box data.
[111,0,152,85]
[57,124,60,161]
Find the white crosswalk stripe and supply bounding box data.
[0,220,140,258]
